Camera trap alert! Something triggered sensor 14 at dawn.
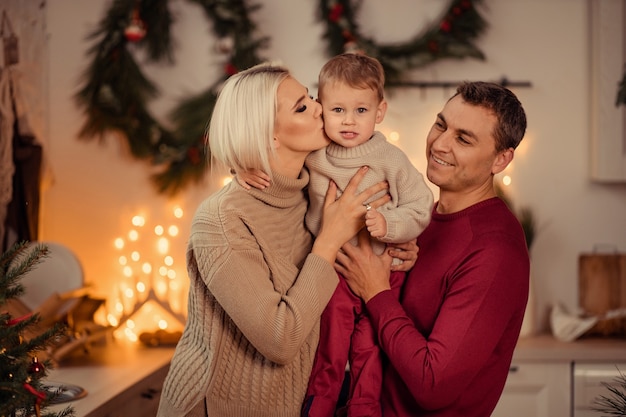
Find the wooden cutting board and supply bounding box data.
[579,253,626,336]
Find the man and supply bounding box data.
[336,81,530,417]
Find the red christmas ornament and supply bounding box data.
[124,8,146,42]
[29,356,45,375]
[342,29,355,43]
[440,20,452,33]
[225,62,238,76]
[329,4,344,23]
[187,146,201,165]
[428,40,439,54]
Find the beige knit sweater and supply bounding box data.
[306,131,433,254]
[157,170,339,417]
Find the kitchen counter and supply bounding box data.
[42,334,626,415]
[514,333,626,362]
[46,341,174,416]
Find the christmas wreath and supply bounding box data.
[318,0,487,84]
[76,0,488,196]
[74,0,268,196]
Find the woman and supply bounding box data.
[156,62,395,417]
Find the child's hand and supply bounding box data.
[235,169,271,190]
[365,206,387,238]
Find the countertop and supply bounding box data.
[514,333,626,363]
[42,334,626,415]
[46,341,174,416]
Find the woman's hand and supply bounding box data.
[335,229,393,303]
[312,166,390,263]
[388,239,419,272]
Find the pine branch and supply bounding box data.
[1,242,48,304]
[592,369,626,415]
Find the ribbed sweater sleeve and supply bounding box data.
[158,171,339,417]
[365,198,529,416]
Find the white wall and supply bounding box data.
[42,0,626,333]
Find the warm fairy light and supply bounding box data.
[389,131,400,142]
[156,281,168,296]
[107,314,118,327]
[124,327,138,342]
[110,210,189,342]
[128,229,139,241]
[502,175,512,186]
[157,237,169,254]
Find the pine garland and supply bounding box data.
[318,0,488,84]
[616,69,626,107]
[75,0,268,196]
[76,0,488,195]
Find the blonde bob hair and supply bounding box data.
[208,62,290,178]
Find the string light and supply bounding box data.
[110,207,188,342]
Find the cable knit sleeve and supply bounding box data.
[189,194,339,365]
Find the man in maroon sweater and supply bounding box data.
[336,81,529,417]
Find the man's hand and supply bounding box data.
[335,229,392,303]
[388,239,419,272]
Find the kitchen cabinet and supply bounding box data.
[491,362,571,417]
[83,361,169,417]
[573,362,626,417]
[47,335,626,417]
[490,335,626,417]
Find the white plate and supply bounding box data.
[43,380,88,404]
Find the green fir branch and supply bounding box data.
[1,242,49,304]
[75,0,268,195]
[592,370,626,415]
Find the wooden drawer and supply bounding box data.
[85,363,169,417]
